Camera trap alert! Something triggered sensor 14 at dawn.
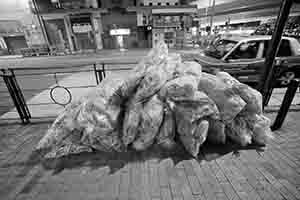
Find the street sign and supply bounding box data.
[109,29,130,36]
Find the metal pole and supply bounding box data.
[31,0,51,50]
[259,0,293,105]
[271,79,299,131]
[209,0,215,35]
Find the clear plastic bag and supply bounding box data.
[207,118,226,144]
[198,72,246,123]
[175,61,202,77]
[242,114,273,145]
[178,120,209,157]
[225,116,253,146]
[156,105,176,150]
[132,95,164,151]
[216,72,262,114]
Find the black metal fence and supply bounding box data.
[0,62,137,124]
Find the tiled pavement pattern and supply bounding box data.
[0,112,300,200]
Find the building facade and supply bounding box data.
[0,20,28,55]
[31,0,196,53]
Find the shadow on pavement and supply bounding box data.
[31,140,266,175]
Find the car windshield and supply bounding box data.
[205,39,238,59]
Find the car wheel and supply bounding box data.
[279,71,295,85]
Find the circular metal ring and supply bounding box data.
[50,85,72,107]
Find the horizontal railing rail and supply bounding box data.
[0,62,137,124]
[0,61,299,129]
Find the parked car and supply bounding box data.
[195,35,300,88]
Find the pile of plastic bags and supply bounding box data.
[36,41,273,158]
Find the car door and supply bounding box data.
[221,40,265,85]
[263,39,298,86]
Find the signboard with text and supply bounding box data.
[109,29,130,36]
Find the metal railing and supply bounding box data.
[0,62,137,124]
[0,61,299,130]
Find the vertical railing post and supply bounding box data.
[1,69,31,124]
[271,79,300,131]
[102,63,106,78]
[10,69,31,121]
[2,70,25,123]
[93,63,99,85]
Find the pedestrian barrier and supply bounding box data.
[0,62,299,130]
[0,62,137,124]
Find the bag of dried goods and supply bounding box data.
[207,118,226,144]
[36,77,127,153]
[198,72,246,123]
[173,90,218,156]
[36,100,82,150]
[156,105,176,150]
[134,61,169,104]
[159,75,199,102]
[178,120,209,157]
[122,103,142,147]
[242,114,273,145]
[216,72,262,114]
[173,91,220,121]
[132,95,164,151]
[175,61,202,77]
[134,39,169,74]
[225,116,253,146]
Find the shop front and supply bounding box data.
[41,10,104,53]
[151,6,197,48]
[101,11,139,49]
[70,14,96,52]
[3,34,28,55]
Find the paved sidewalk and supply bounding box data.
[0,112,300,200]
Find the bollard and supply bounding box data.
[271,79,300,131]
